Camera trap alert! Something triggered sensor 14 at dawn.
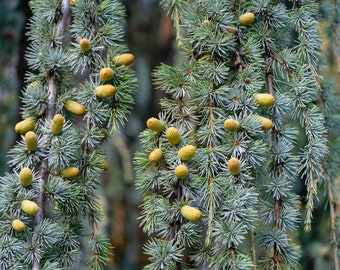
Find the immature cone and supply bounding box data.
[25,131,38,151]
[103,160,109,171]
[112,53,135,67]
[101,128,109,140]
[175,165,188,179]
[15,117,35,135]
[148,148,163,163]
[20,200,39,216]
[12,219,25,232]
[244,77,251,84]
[100,67,115,81]
[64,100,86,116]
[224,119,241,131]
[228,157,241,175]
[146,117,165,132]
[166,127,181,145]
[181,205,202,222]
[19,168,33,187]
[60,167,80,179]
[178,145,196,161]
[69,0,77,6]
[257,116,273,130]
[95,85,116,98]
[79,38,91,52]
[239,12,255,26]
[26,81,39,90]
[254,93,275,107]
[51,114,64,135]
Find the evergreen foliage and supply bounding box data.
[0,0,136,269]
[135,0,340,269]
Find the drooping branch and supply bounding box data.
[32,1,70,269]
[264,41,282,268]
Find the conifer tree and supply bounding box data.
[135,0,340,269]
[0,0,136,269]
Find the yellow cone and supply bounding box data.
[15,118,35,135]
[20,200,39,216]
[100,67,115,81]
[12,219,25,232]
[112,53,135,67]
[224,119,241,131]
[166,127,181,145]
[178,145,196,161]
[148,148,163,163]
[79,38,91,52]
[146,117,165,132]
[228,157,241,175]
[64,100,86,116]
[25,131,38,151]
[239,12,255,26]
[19,168,33,187]
[257,116,273,130]
[254,93,275,107]
[181,205,202,222]
[60,167,80,179]
[175,165,188,179]
[51,114,64,135]
[95,85,116,98]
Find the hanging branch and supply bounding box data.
[32,1,70,269]
[264,41,282,270]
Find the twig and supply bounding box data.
[229,244,237,267]
[251,230,257,270]
[205,99,215,248]
[174,7,182,47]
[270,53,293,78]
[264,43,274,95]
[233,49,244,74]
